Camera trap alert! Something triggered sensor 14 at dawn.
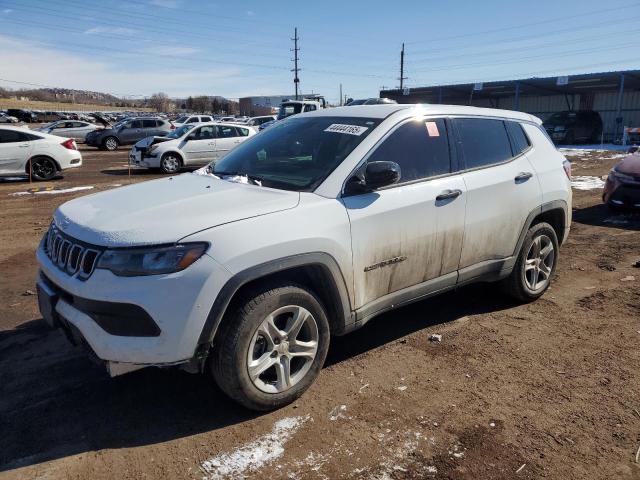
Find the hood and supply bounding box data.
[54,173,300,247]
[135,135,175,148]
[92,113,112,127]
[615,154,640,176]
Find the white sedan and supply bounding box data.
[35,120,100,141]
[129,122,256,174]
[0,113,19,123]
[0,126,82,180]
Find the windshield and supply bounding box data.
[41,122,57,129]
[277,103,303,120]
[209,116,381,191]
[167,124,193,138]
[113,119,129,129]
[175,116,189,123]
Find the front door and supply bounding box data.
[343,117,466,310]
[213,125,242,160]
[182,125,217,164]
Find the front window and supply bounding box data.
[277,103,303,120]
[167,124,193,138]
[175,116,189,123]
[209,116,381,191]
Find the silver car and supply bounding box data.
[36,121,99,141]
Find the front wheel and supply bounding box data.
[103,136,119,151]
[211,283,330,411]
[30,156,58,181]
[160,153,182,174]
[503,222,559,302]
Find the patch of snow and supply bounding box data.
[571,176,604,190]
[200,415,309,479]
[0,176,26,182]
[397,386,407,391]
[9,186,94,196]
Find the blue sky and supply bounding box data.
[0,0,638,102]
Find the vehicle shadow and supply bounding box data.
[572,204,640,231]
[0,283,514,472]
[100,167,199,176]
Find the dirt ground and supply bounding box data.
[0,145,638,480]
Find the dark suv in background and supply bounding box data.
[85,117,172,151]
[543,110,603,144]
[7,109,38,123]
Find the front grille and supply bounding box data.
[43,224,102,280]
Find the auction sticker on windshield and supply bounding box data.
[324,124,369,136]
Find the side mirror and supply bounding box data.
[344,161,401,195]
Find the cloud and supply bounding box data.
[3,8,12,14]
[247,10,254,16]
[0,34,257,98]
[84,26,136,36]
[141,46,200,56]
[149,0,180,8]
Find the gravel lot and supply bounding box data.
[0,145,638,480]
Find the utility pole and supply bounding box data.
[339,83,343,106]
[291,27,300,100]
[399,43,407,90]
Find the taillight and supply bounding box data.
[61,139,77,150]
[170,122,176,130]
[562,159,572,180]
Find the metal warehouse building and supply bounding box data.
[381,69,640,142]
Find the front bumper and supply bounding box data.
[604,177,640,208]
[129,146,159,168]
[36,242,232,371]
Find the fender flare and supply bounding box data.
[512,200,569,257]
[197,252,354,347]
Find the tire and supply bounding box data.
[211,282,330,411]
[30,156,58,181]
[160,152,182,174]
[103,136,119,151]
[503,222,559,302]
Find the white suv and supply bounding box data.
[36,105,571,410]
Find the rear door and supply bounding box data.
[0,129,32,174]
[454,117,542,282]
[343,117,467,310]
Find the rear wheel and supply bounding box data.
[211,283,330,411]
[503,222,558,302]
[103,137,119,151]
[160,153,182,174]
[30,156,57,181]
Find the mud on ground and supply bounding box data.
[0,146,639,479]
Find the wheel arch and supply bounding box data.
[25,155,61,174]
[161,149,184,164]
[513,200,569,257]
[198,253,354,352]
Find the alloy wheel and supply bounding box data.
[31,158,55,180]
[247,305,319,394]
[524,234,555,292]
[162,155,180,173]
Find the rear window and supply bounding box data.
[505,121,530,156]
[455,118,513,169]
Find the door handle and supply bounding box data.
[18,143,30,148]
[515,171,533,182]
[436,189,462,201]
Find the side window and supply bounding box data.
[216,125,237,138]
[155,120,164,127]
[202,116,212,122]
[194,125,215,139]
[304,104,317,112]
[187,117,198,123]
[129,120,143,129]
[455,118,512,169]
[367,118,451,183]
[0,130,24,143]
[238,127,249,137]
[505,121,530,156]
[142,119,157,128]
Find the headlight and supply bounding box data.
[554,126,566,132]
[610,168,635,182]
[96,243,208,276]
